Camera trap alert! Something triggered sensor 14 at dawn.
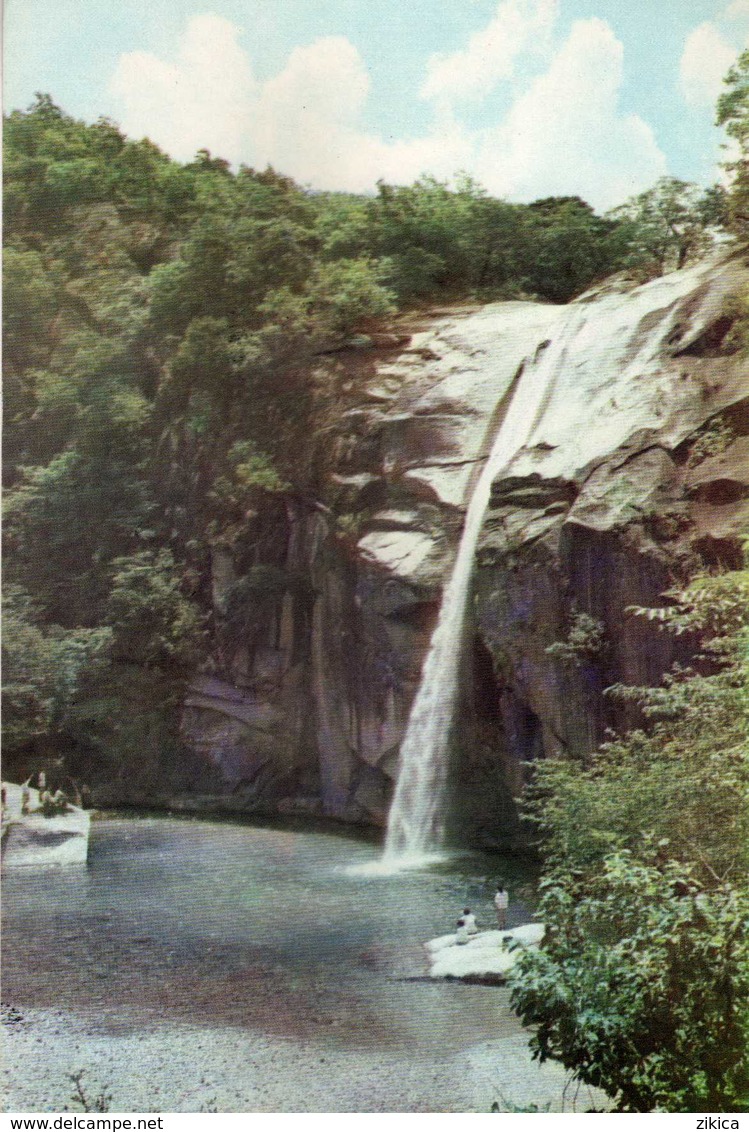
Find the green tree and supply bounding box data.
[2,585,111,756]
[511,567,749,1111]
[366,178,614,304]
[3,246,59,371]
[314,191,371,260]
[525,196,618,302]
[512,853,749,1111]
[717,48,749,235]
[367,175,489,300]
[607,177,718,276]
[307,257,395,336]
[2,247,63,477]
[105,549,205,668]
[4,448,154,626]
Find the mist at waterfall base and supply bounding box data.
[377,263,719,872]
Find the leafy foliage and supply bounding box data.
[524,196,620,301]
[717,49,749,235]
[2,585,111,755]
[4,448,154,626]
[307,257,396,335]
[607,177,720,277]
[512,853,749,1112]
[546,612,607,667]
[105,549,205,668]
[511,568,749,1111]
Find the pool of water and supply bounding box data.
[3,815,536,1054]
[1,814,562,1112]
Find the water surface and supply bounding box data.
[4,816,536,1044]
[3,815,543,1110]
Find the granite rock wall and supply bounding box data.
[176,249,749,845]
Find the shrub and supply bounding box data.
[511,566,749,1111]
[546,612,607,667]
[511,852,749,1112]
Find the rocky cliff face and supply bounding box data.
[177,249,749,846]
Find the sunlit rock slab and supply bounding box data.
[345,303,565,511]
[357,529,440,582]
[425,922,545,981]
[2,783,90,868]
[503,251,749,487]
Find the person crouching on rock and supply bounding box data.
[462,908,478,935]
[455,917,471,945]
[494,884,509,930]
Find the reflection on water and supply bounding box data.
[2,816,536,1051]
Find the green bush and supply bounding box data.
[546,612,607,667]
[1,585,111,756]
[105,549,205,668]
[511,852,749,1112]
[512,567,749,1111]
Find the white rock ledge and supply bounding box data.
[425,923,544,981]
[2,782,91,868]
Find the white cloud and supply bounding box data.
[247,35,474,191]
[420,0,557,105]
[474,19,667,208]
[109,18,475,192]
[725,0,749,19]
[251,37,376,187]
[110,14,256,164]
[679,22,738,107]
[109,8,666,210]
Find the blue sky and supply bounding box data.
[5,0,749,209]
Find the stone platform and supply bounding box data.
[1,782,91,868]
[425,922,545,981]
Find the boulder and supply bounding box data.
[425,923,545,981]
[2,783,90,868]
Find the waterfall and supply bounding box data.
[381,315,582,867]
[382,262,712,869]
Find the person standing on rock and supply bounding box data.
[494,884,509,930]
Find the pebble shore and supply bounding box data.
[2,1003,605,1113]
